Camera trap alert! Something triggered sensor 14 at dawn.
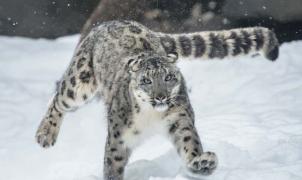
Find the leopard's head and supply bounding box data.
[128,53,182,112]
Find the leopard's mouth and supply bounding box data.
[153,102,168,112]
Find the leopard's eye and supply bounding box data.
[142,78,152,85]
[165,74,174,81]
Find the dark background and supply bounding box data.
[1,0,302,43]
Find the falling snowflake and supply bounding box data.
[208,1,217,10]
[222,18,230,25]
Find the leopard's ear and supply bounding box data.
[167,53,178,63]
[127,58,141,72]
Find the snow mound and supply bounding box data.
[0,35,301,180]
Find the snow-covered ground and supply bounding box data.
[0,35,302,180]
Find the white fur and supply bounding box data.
[122,89,168,148]
[154,104,168,112]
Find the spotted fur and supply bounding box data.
[159,27,279,61]
[35,20,279,180]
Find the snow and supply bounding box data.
[0,35,302,180]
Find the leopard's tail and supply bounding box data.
[158,27,279,61]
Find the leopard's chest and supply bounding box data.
[121,103,167,148]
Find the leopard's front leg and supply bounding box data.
[103,96,132,180]
[104,135,130,180]
[167,110,218,175]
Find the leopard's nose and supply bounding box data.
[155,95,167,102]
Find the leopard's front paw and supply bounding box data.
[187,151,218,175]
[35,121,59,148]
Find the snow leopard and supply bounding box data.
[35,20,279,180]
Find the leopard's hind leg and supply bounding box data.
[36,40,98,148]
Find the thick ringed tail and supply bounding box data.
[158,27,279,61]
